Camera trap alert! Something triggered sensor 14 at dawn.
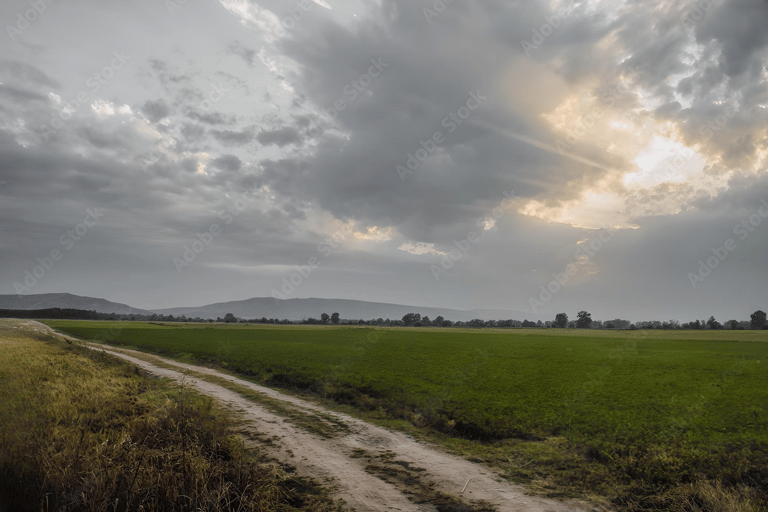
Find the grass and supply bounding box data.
[0,320,345,512]
[99,346,353,440]
[43,320,768,510]
[90,346,504,512]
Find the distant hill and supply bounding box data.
[0,293,540,322]
[154,297,536,322]
[0,293,153,316]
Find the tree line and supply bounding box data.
[1,308,765,330]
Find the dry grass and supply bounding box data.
[616,478,765,512]
[0,320,345,512]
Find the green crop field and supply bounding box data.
[44,320,768,510]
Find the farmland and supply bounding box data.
[0,320,342,512]
[44,320,768,510]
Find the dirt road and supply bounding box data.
[36,322,601,512]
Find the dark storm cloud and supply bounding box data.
[180,123,206,142]
[243,0,627,240]
[694,0,768,78]
[185,110,233,125]
[228,42,257,68]
[256,126,302,147]
[212,154,242,171]
[211,126,255,145]
[141,99,171,122]
[0,0,766,318]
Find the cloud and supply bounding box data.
[141,99,171,123]
[398,242,444,256]
[212,154,242,171]
[256,126,302,147]
[211,127,255,145]
[0,0,765,320]
[186,110,233,125]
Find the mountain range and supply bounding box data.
[0,293,153,316]
[0,293,540,322]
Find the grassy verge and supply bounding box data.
[96,345,352,440]
[0,320,345,512]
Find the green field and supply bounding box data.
[44,321,768,510]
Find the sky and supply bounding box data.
[0,0,766,322]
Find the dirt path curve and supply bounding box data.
[36,322,600,512]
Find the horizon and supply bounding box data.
[1,0,767,321]
[1,291,764,326]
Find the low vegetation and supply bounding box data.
[353,449,496,512]
[0,320,343,512]
[44,320,768,510]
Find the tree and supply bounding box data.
[727,319,740,330]
[224,313,237,323]
[751,310,767,330]
[576,311,592,329]
[421,316,431,326]
[554,313,568,328]
[434,315,444,327]
[606,322,615,329]
[331,312,340,324]
[320,313,330,324]
[706,316,722,330]
[402,313,421,326]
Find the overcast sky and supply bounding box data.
[1,0,766,321]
